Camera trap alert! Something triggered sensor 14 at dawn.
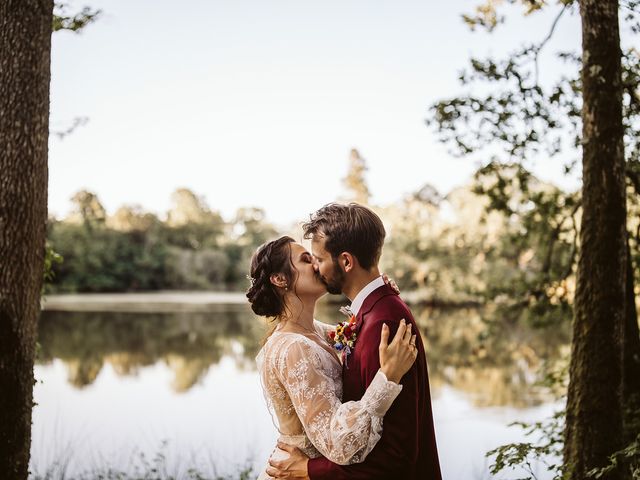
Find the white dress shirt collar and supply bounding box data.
[350,276,385,317]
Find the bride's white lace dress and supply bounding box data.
[255,320,402,479]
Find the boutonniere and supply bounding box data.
[328,307,358,366]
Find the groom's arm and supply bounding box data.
[307,313,421,480]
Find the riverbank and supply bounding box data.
[41,291,248,312]
[41,289,483,312]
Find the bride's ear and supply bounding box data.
[270,273,288,289]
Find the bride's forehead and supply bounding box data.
[290,242,306,254]
[290,243,312,259]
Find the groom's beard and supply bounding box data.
[320,259,345,295]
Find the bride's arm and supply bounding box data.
[275,338,402,465]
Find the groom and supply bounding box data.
[266,203,442,480]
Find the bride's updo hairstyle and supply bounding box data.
[246,235,297,318]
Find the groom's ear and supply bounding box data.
[339,252,356,273]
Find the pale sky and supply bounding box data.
[49,0,585,228]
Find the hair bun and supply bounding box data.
[246,236,295,318]
[247,281,281,317]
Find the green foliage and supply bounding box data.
[427,1,640,325]
[425,33,584,323]
[461,0,639,35]
[220,207,278,288]
[429,45,581,164]
[382,169,576,328]
[461,0,562,32]
[586,434,640,480]
[163,247,229,290]
[46,190,277,292]
[485,355,569,478]
[487,409,566,480]
[435,3,640,479]
[48,220,168,292]
[42,241,63,295]
[53,2,102,33]
[161,222,223,251]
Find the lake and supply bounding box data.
[30,295,568,479]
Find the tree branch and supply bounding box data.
[533,4,569,85]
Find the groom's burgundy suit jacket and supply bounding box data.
[308,284,442,480]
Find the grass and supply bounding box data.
[29,440,257,480]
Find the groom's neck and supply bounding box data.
[343,267,381,302]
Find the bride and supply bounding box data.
[246,236,417,478]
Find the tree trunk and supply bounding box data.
[0,0,53,477]
[564,1,628,479]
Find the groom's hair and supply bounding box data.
[302,203,385,270]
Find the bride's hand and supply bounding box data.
[382,274,400,294]
[378,319,417,384]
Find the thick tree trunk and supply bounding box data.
[564,1,628,479]
[0,0,53,477]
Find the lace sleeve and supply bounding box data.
[275,337,402,465]
[313,319,334,343]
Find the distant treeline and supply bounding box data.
[46,189,278,293]
[47,169,601,330]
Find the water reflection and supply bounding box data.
[37,304,570,406]
[37,306,264,391]
[416,307,570,407]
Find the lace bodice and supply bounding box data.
[256,320,402,465]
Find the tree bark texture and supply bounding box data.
[564,1,628,479]
[0,0,53,477]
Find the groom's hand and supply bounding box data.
[265,441,310,479]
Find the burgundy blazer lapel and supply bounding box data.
[354,283,398,333]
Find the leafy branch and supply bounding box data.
[53,2,102,33]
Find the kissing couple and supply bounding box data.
[246,203,442,480]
